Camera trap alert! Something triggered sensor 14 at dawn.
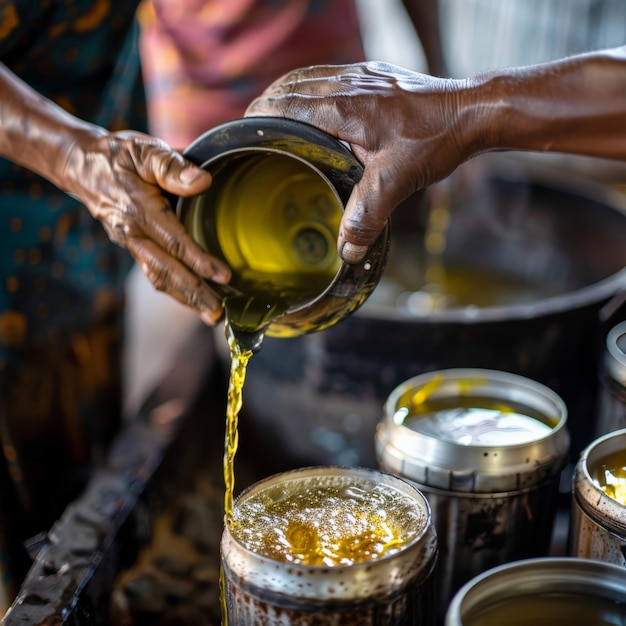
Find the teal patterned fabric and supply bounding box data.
[0,0,145,352]
[0,1,147,579]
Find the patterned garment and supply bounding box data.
[138,0,365,149]
[0,0,145,598]
[0,0,145,349]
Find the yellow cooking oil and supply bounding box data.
[464,591,626,626]
[218,148,345,518]
[591,449,626,506]
[393,375,557,446]
[228,473,424,566]
[216,150,346,623]
[183,150,343,348]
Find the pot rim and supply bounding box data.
[221,465,438,600]
[361,268,626,323]
[377,368,570,492]
[361,165,626,324]
[445,556,626,625]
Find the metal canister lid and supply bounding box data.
[605,320,626,387]
[376,368,570,493]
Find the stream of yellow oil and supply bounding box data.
[219,331,253,626]
[223,334,253,523]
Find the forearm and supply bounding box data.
[464,47,626,161]
[0,62,106,192]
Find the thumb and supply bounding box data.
[162,159,213,198]
[337,166,399,264]
[134,138,213,197]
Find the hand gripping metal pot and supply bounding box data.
[220,466,439,626]
[595,320,626,437]
[176,117,390,350]
[570,427,626,565]
[444,557,626,626]
[376,368,570,618]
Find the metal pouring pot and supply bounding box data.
[176,117,390,345]
[231,160,626,469]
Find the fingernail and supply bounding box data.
[199,307,222,327]
[179,166,203,184]
[208,262,231,284]
[341,242,369,264]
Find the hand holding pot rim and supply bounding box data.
[245,47,626,263]
[0,64,231,326]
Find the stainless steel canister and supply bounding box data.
[444,557,626,626]
[220,465,438,625]
[570,427,626,565]
[595,320,626,436]
[376,368,570,618]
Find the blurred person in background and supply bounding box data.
[138,0,447,150]
[0,0,446,608]
[0,1,230,606]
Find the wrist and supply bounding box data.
[454,71,512,157]
[54,123,108,196]
[0,64,107,193]
[459,50,626,161]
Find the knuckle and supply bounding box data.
[163,231,184,260]
[185,277,210,309]
[155,148,185,181]
[143,259,170,293]
[342,215,379,243]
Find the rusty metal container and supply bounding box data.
[177,116,390,351]
[570,427,626,565]
[595,320,626,437]
[221,465,439,626]
[376,368,570,618]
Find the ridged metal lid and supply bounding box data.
[605,320,626,387]
[376,369,570,493]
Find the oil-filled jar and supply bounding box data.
[220,465,438,625]
[595,319,626,437]
[570,427,626,565]
[444,557,626,626]
[376,368,570,618]
[176,117,390,352]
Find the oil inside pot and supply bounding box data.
[590,448,626,506]
[463,591,626,626]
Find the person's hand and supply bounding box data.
[0,64,229,325]
[247,51,626,265]
[246,62,473,264]
[63,129,230,325]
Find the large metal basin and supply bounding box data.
[236,162,626,468]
